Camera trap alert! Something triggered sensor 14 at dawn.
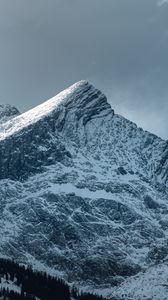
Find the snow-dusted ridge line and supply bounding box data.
[0,80,98,141]
[0,80,165,143]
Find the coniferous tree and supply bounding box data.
[0,258,108,300]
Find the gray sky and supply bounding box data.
[0,0,168,139]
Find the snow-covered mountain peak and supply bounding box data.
[0,82,168,299]
[0,81,112,141]
[0,81,167,184]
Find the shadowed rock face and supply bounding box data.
[156,143,168,184]
[0,104,20,124]
[0,81,168,298]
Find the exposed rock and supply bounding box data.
[0,81,168,299]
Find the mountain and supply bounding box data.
[0,81,168,300]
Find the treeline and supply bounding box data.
[0,259,106,300]
[0,288,35,300]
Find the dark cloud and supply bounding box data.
[0,0,168,138]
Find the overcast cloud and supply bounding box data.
[158,0,168,6]
[0,0,168,139]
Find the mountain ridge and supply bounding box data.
[0,80,167,183]
[0,81,112,141]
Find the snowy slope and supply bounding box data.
[0,81,168,299]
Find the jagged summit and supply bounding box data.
[0,81,112,141]
[0,81,167,183]
[0,104,20,124]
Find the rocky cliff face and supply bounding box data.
[0,104,20,124]
[0,81,168,300]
